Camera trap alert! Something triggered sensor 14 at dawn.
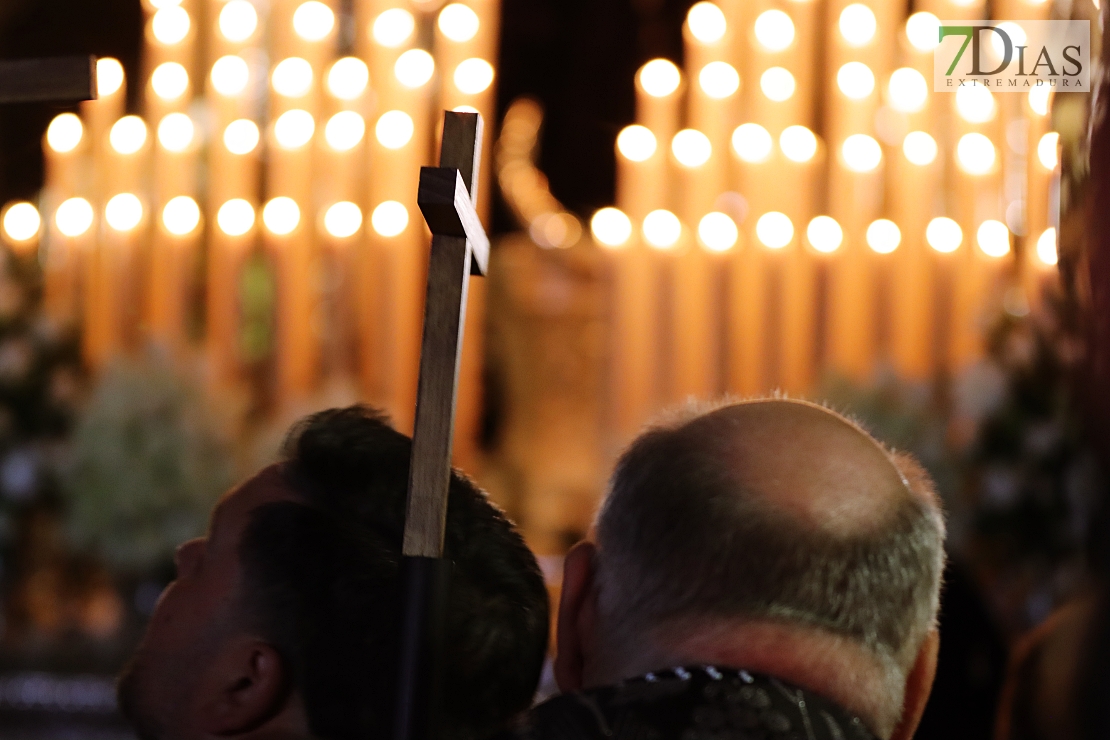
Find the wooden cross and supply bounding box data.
[0,56,97,104]
[394,110,489,740]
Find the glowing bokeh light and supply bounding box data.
[372,201,409,237]
[616,125,657,162]
[46,114,83,153]
[438,4,480,42]
[591,208,633,247]
[757,212,794,249]
[672,129,712,167]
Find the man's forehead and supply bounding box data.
[212,464,301,528]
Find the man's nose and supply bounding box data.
[174,538,204,576]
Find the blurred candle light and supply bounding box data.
[780,125,817,162]
[591,207,633,247]
[841,134,881,172]
[1038,132,1060,169]
[686,2,727,44]
[643,209,681,249]
[866,219,900,253]
[371,201,409,236]
[977,219,1010,257]
[957,133,996,175]
[837,62,875,100]
[151,62,189,100]
[888,68,927,112]
[733,123,773,162]
[639,59,681,97]
[324,202,363,238]
[807,215,843,253]
[218,199,255,236]
[327,58,370,100]
[152,5,190,45]
[839,4,877,46]
[105,193,143,232]
[97,58,125,96]
[373,9,416,48]
[617,125,657,161]
[325,111,366,151]
[755,9,795,51]
[162,195,201,235]
[672,129,712,167]
[761,67,795,101]
[47,114,83,153]
[1036,227,1057,265]
[438,4,480,42]
[110,116,148,154]
[274,110,315,149]
[263,197,300,235]
[375,111,414,149]
[756,212,794,249]
[3,203,41,242]
[293,1,335,42]
[905,12,940,51]
[453,58,494,95]
[927,217,962,253]
[698,212,738,252]
[956,85,995,123]
[902,131,937,165]
[699,62,740,99]
[56,198,94,237]
[211,55,250,96]
[225,119,261,154]
[272,58,313,97]
[395,49,435,89]
[220,0,258,42]
[1029,86,1051,116]
[157,113,195,151]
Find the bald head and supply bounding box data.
[594,398,945,688]
[682,399,923,533]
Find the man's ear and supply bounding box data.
[195,638,291,736]
[553,541,598,693]
[889,628,939,740]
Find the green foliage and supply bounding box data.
[59,354,235,575]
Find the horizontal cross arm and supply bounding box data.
[418,167,489,277]
[0,56,97,104]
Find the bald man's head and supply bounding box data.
[595,398,945,678]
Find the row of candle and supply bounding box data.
[588,0,1063,443]
[16,0,499,462]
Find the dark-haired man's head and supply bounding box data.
[554,399,945,740]
[118,405,549,740]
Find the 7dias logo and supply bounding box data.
[934,20,1089,91]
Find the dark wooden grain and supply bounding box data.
[402,111,488,558]
[0,56,96,104]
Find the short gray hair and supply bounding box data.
[595,404,946,675]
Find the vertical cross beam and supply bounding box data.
[404,110,489,558]
[394,110,489,740]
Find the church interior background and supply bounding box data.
[0,0,1101,735]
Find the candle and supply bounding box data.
[82,59,126,201]
[99,192,148,362]
[889,130,942,380]
[149,196,202,351]
[44,199,93,330]
[591,209,657,442]
[264,196,318,402]
[207,199,257,385]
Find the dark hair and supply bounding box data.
[237,406,549,740]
